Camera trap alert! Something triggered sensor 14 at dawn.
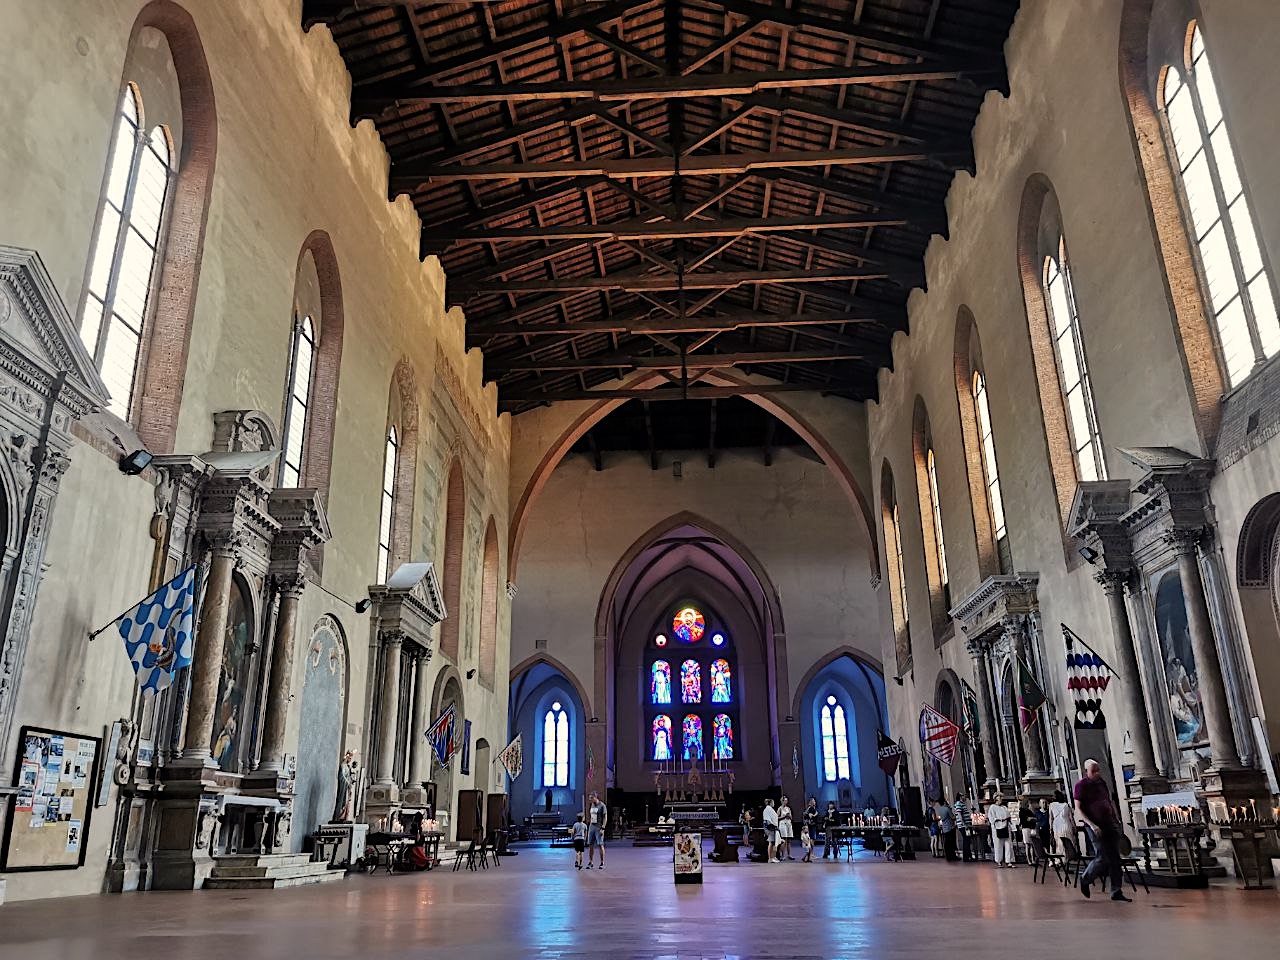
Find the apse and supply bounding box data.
[798,655,889,810]
[508,660,586,825]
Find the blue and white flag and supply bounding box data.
[426,703,457,766]
[118,566,197,693]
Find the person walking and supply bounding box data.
[1049,789,1075,855]
[954,792,973,861]
[571,814,588,870]
[935,796,958,861]
[586,792,608,870]
[777,796,795,860]
[762,798,780,863]
[1074,759,1131,902]
[822,801,840,859]
[987,794,1014,867]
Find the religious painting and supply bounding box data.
[650,660,672,704]
[211,579,253,770]
[710,659,731,703]
[680,660,701,703]
[712,714,734,760]
[672,606,705,643]
[652,715,673,761]
[682,714,704,760]
[1151,568,1206,748]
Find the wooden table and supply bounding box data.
[826,825,920,861]
[1137,825,1208,887]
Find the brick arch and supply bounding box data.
[1119,0,1224,452]
[910,395,949,636]
[1017,173,1081,534]
[387,358,419,574]
[953,306,1000,579]
[508,369,879,584]
[297,229,344,506]
[127,0,217,454]
[439,457,466,664]
[478,516,500,689]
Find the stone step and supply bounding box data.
[205,869,346,891]
[211,859,335,880]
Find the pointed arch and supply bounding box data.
[953,307,1008,578]
[478,516,500,689]
[440,457,466,663]
[510,652,594,719]
[293,229,344,504]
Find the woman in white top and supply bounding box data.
[762,799,780,863]
[1048,789,1075,855]
[987,795,1014,867]
[777,796,795,861]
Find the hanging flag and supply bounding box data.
[791,741,801,781]
[425,703,457,766]
[117,565,198,694]
[497,734,524,780]
[585,740,596,784]
[1017,656,1047,729]
[960,679,981,743]
[919,704,960,765]
[876,730,903,777]
[1063,623,1113,729]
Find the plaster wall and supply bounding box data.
[1,0,511,899]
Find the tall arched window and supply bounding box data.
[81,84,173,420]
[1163,24,1279,387]
[440,458,465,663]
[971,369,1009,567]
[912,399,951,636]
[926,447,949,596]
[280,314,316,488]
[542,701,569,787]
[820,695,851,782]
[1044,242,1107,483]
[376,425,398,583]
[880,462,911,675]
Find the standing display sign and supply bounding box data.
[673,832,703,884]
[3,726,101,871]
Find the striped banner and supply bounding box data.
[919,703,960,766]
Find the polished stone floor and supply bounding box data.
[2,844,1278,960]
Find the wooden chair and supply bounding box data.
[1029,835,1063,884]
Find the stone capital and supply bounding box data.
[1093,568,1132,594]
[1164,527,1207,556]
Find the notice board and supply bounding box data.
[3,726,101,870]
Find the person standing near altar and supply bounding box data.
[762,798,780,863]
[777,796,795,860]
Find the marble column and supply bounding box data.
[408,653,432,786]
[255,578,305,773]
[1097,571,1159,780]
[965,637,1003,785]
[1006,616,1049,777]
[181,539,238,763]
[1170,531,1240,769]
[374,633,404,786]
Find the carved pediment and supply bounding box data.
[950,573,1040,642]
[370,562,447,652]
[0,245,109,420]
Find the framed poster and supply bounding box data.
[1149,568,1208,749]
[3,726,102,871]
[673,832,703,884]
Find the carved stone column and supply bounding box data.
[375,633,404,786]
[255,578,304,774]
[1097,570,1161,781]
[965,636,1003,790]
[408,654,433,786]
[1169,531,1240,770]
[181,535,239,764]
[1004,615,1049,778]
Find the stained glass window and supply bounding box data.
[650,660,672,704]
[652,715,673,761]
[712,714,734,760]
[672,606,705,643]
[1164,25,1279,387]
[682,715,704,760]
[710,659,731,703]
[542,701,569,787]
[820,695,851,782]
[680,660,701,703]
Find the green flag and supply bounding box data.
[961,680,980,742]
[1018,656,1046,729]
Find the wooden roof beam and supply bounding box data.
[499,381,869,404]
[454,266,891,296]
[484,347,872,374]
[467,308,894,341]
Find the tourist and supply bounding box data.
[586,792,608,870]
[571,814,587,871]
[1074,759,1130,902]
[802,797,820,863]
[935,796,958,861]
[987,794,1014,867]
[740,806,754,847]
[822,800,840,859]
[1019,800,1038,859]
[1035,798,1053,856]
[928,801,941,857]
[1049,789,1075,854]
[777,796,795,860]
[954,792,973,861]
[762,798,780,862]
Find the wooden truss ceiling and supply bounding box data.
[304,0,1018,413]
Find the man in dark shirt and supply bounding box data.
[1073,759,1130,901]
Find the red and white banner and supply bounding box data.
[919,704,960,766]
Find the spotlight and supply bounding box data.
[118,448,153,476]
[1078,546,1100,565]
[466,668,476,679]
[354,598,372,614]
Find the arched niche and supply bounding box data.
[508,660,586,825]
[430,667,464,814]
[1236,494,1280,757]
